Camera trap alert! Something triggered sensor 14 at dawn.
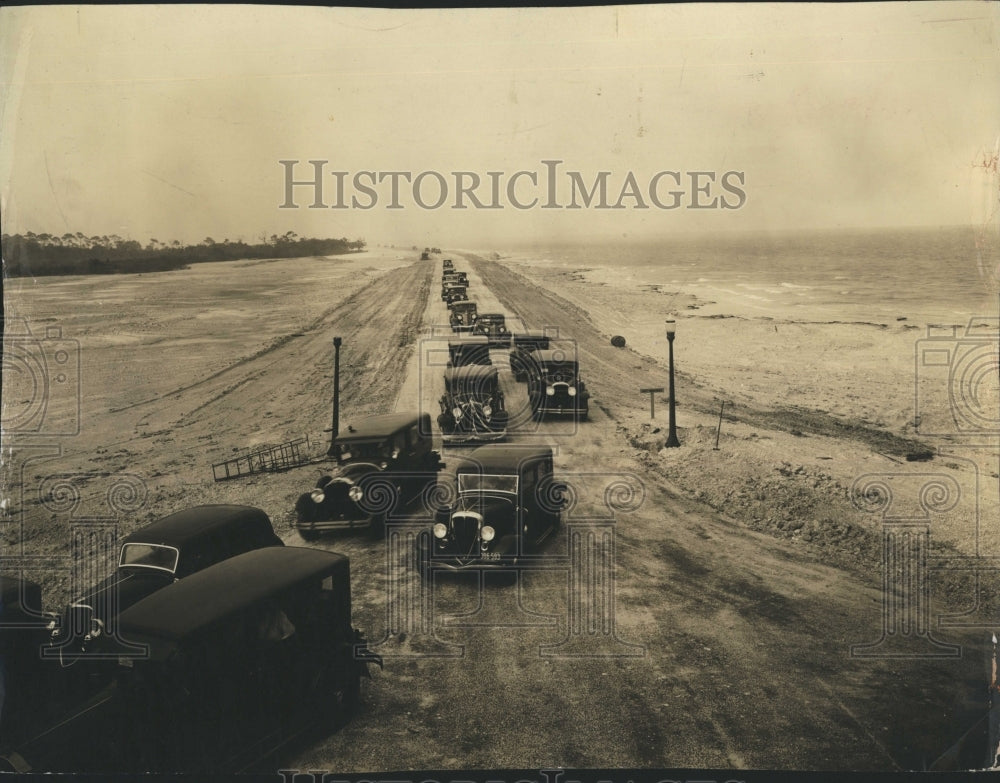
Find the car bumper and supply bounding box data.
[441,429,506,445]
[424,555,517,572]
[535,401,588,415]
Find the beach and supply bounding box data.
[3,241,997,771]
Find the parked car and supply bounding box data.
[449,299,478,333]
[437,365,508,444]
[47,505,283,663]
[442,258,454,270]
[446,336,492,368]
[1,547,382,774]
[527,348,590,420]
[509,331,551,382]
[473,312,511,347]
[417,445,564,578]
[0,576,53,746]
[294,412,444,540]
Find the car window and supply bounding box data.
[458,473,518,494]
[120,543,179,574]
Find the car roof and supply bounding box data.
[444,365,498,384]
[116,547,350,655]
[534,349,578,364]
[337,411,428,441]
[457,444,553,473]
[121,505,274,548]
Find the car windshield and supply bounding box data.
[119,543,179,573]
[543,362,578,378]
[458,473,518,494]
[334,440,389,462]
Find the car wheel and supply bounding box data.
[298,528,319,542]
[295,493,317,523]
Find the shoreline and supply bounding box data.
[462,249,1000,576]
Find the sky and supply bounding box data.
[1,3,998,248]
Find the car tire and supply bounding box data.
[295,493,317,523]
[298,528,319,542]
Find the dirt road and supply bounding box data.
[3,251,984,772]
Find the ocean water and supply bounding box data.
[509,226,1000,326]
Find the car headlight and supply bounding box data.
[349,485,364,502]
[452,407,463,420]
[433,523,448,539]
[483,404,493,418]
[568,386,577,396]
[546,385,555,396]
[480,525,495,542]
[311,488,326,504]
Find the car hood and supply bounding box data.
[332,461,384,482]
[68,568,174,626]
[453,494,516,522]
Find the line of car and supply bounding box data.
[296,258,581,578]
[1,253,574,772]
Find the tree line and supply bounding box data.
[1,231,366,277]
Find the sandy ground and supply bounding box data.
[2,249,997,772]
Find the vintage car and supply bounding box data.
[449,299,478,333]
[1,547,381,773]
[0,576,54,745]
[417,445,564,578]
[442,283,468,304]
[527,349,590,420]
[446,336,492,368]
[437,365,508,444]
[47,505,283,662]
[473,312,511,348]
[294,412,443,539]
[442,258,454,270]
[509,331,551,382]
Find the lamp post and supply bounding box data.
[327,337,342,457]
[664,320,680,448]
